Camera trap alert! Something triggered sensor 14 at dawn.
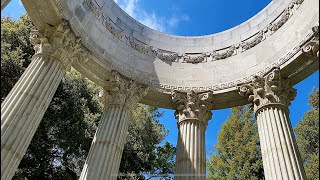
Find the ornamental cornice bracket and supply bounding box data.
[237,67,296,113]
[102,70,149,110]
[302,25,319,58]
[171,90,213,125]
[29,19,88,71]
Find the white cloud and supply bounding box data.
[115,0,188,33]
[168,15,189,28]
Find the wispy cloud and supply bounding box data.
[114,0,189,33]
[167,15,189,28]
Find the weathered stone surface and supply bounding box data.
[238,67,296,114]
[25,0,318,109]
[80,70,148,180]
[238,67,307,180]
[1,20,83,180]
[172,90,213,179]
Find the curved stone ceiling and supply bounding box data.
[22,0,319,109]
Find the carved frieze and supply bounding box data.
[269,8,291,32]
[211,46,236,60]
[241,31,264,51]
[103,17,125,40]
[183,53,207,63]
[151,47,178,62]
[102,70,149,109]
[127,37,149,55]
[82,0,305,64]
[238,67,296,114]
[172,90,213,125]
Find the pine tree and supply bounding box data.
[207,106,264,180]
[294,88,319,180]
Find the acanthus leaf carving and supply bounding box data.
[172,90,213,125]
[237,67,297,114]
[30,19,84,71]
[103,70,149,110]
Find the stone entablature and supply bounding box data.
[82,0,304,64]
[22,0,319,109]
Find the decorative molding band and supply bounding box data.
[82,0,305,63]
[54,0,316,93]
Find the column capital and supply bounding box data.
[238,67,296,115]
[29,19,89,71]
[172,90,213,125]
[102,70,149,110]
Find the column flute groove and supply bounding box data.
[1,19,83,180]
[172,90,213,180]
[79,70,148,180]
[238,67,307,180]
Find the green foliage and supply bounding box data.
[13,70,102,180]
[119,105,175,179]
[294,88,319,180]
[1,15,175,179]
[1,15,34,102]
[207,106,264,180]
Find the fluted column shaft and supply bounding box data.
[79,70,148,180]
[79,106,130,180]
[238,67,306,180]
[1,20,85,180]
[1,55,65,180]
[1,0,10,11]
[172,90,213,180]
[256,105,306,179]
[175,120,206,180]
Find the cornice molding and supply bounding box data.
[81,0,305,64]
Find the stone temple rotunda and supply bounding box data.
[1,0,319,179]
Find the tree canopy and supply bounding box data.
[207,106,264,180]
[1,15,175,180]
[294,88,319,180]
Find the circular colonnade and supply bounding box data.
[1,0,319,179]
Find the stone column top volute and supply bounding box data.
[29,19,90,71]
[238,67,297,115]
[102,70,149,110]
[172,90,213,125]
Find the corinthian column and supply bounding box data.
[1,20,83,180]
[79,70,148,180]
[238,67,306,180]
[172,90,213,180]
[1,0,10,11]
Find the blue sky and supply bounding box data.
[2,0,319,163]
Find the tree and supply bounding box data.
[1,15,175,179]
[119,105,176,179]
[207,106,264,180]
[294,88,319,180]
[1,15,34,102]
